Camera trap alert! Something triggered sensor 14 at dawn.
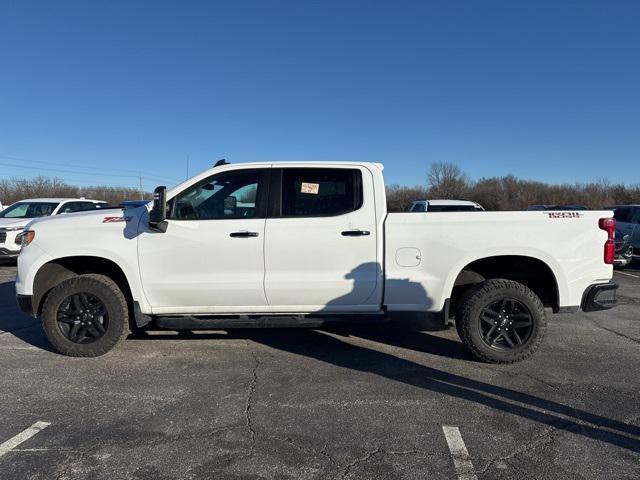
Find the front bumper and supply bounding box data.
[581,282,618,312]
[0,247,19,259]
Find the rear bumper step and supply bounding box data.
[581,282,618,312]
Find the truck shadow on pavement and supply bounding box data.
[0,280,55,352]
[248,328,640,454]
[3,268,640,454]
[249,264,640,454]
[130,326,640,454]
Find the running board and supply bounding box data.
[154,314,390,330]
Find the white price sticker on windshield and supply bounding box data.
[301,182,319,194]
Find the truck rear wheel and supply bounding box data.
[41,274,130,357]
[455,279,547,363]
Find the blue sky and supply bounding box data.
[1,0,639,189]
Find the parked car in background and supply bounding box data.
[409,199,484,212]
[614,229,634,268]
[527,205,589,211]
[0,198,107,261]
[608,205,640,254]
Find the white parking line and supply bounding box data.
[616,270,640,279]
[442,425,477,480]
[0,421,51,458]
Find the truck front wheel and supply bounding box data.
[455,279,547,363]
[41,274,130,357]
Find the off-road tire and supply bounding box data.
[455,279,547,363]
[41,274,130,357]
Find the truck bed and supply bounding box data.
[383,210,613,312]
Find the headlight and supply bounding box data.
[16,230,35,247]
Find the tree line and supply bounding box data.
[386,162,640,212]
[0,177,149,207]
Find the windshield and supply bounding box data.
[0,202,60,218]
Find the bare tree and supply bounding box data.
[426,162,469,199]
[0,176,149,207]
[383,163,640,211]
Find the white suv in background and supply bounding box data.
[409,199,485,212]
[0,198,107,261]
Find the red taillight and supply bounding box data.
[599,217,616,264]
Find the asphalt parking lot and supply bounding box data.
[0,265,638,480]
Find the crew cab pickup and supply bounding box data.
[15,162,618,362]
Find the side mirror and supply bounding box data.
[149,186,168,232]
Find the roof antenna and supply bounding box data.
[214,158,229,167]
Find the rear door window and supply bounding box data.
[280,168,362,217]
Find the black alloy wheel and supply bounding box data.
[42,274,130,357]
[455,279,547,363]
[479,297,534,350]
[56,293,109,344]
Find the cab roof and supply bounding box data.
[211,160,384,170]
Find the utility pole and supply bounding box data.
[138,174,144,200]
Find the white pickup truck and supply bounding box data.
[15,161,617,362]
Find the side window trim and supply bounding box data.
[267,168,283,218]
[353,170,363,211]
[168,168,271,220]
